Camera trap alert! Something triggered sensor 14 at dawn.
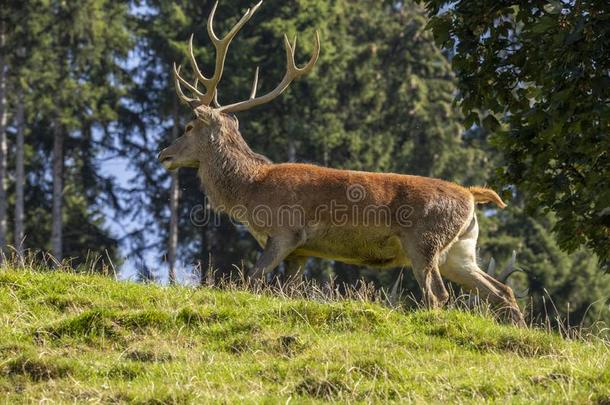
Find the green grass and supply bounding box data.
[0,269,608,403]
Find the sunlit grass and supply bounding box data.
[0,268,609,403]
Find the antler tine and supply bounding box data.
[206,1,221,43]
[208,0,263,45]
[174,63,205,97]
[188,34,209,84]
[218,30,320,113]
[297,31,320,75]
[173,64,201,108]
[284,34,296,73]
[284,32,319,76]
[212,89,221,108]
[250,67,260,99]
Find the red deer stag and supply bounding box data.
[158,1,525,325]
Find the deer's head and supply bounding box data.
[158,1,319,171]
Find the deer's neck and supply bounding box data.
[197,126,269,213]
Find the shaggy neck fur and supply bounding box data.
[197,116,270,213]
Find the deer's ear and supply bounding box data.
[230,114,239,130]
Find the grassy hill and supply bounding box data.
[0,269,608,403]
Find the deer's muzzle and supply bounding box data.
[157,148,174,170]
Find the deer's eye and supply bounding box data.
[185,124,194,133]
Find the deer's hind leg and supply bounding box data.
[402,238,449,308]
[439,218,526,326]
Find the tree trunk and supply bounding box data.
[14,86,24,253]
[167,100,180,284]
[287,138,297,162]
[0,20,8,252]
[51,124,63,261]
[201,225,214,286]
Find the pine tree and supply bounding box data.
[125,0,194,278]
[168,98,180,284]
[1,0,132,265]
[0,18,8,251]
[14,84,25,252]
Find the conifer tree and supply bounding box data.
[1,0,131,264]
[0,18,8,251]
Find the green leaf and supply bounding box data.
[426,15,451,46]
[482,114,500,131]
[543,1,562,14]
[530,16,556,34]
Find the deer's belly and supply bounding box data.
[294,230,409,269]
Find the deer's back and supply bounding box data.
[252,163,472,210]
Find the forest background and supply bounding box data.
[0,0,608,327]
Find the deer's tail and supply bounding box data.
[469,186,507,209]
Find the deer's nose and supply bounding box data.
[157,149,168,161]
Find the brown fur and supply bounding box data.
[158,107,525,325]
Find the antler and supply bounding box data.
[173,1,320,113]
[174,1,263,108]
[217,32,320,113]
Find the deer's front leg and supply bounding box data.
[249,233,304,282]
